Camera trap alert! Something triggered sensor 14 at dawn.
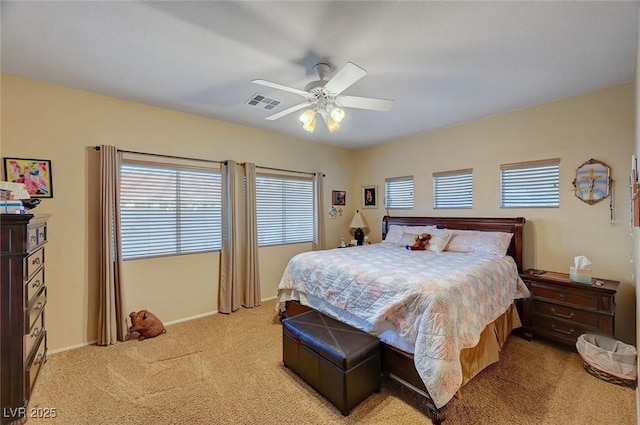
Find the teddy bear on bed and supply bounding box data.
[405,233,432,251]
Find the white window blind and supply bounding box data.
[385,176,414,209]
[256,174,314,246]
[433,169,473,209]
[120,162,222,260]
[501,159,560,208]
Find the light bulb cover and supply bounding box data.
[327,119,340,133]
[299,109,315,124]
[302,116,316,133]
[330,108,345,123]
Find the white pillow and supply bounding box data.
[403,225,437,235]
[383,225,405,244]
[397,232,419,246]
[424,228,452,252]
[444,229,513,256]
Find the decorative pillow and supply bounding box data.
[383,225,405,244]
[403,225,437,235]
[397,232,419,246]
[424,228,452,252]
[444,229,514,257]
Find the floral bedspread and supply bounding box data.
[276,243,529,408]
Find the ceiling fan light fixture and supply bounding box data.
[299,109,315,124]
[302,115,316,133]
[327,119,340,133]
[330,108,345,123]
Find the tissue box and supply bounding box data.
[570,267,592,284]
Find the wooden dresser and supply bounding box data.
[520,269,619,347]
[1,214,50,424]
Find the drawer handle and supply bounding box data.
[32,279,42,289]
[32,257,41,266]
[551,308,574,319]
[34,301,44,311]
[551,323,574,335]
[30,327,40,338]
[30,235,37,243]
[39,231,45,239]
[34,353,45,365]
[559,294,566,301]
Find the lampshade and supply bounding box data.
[327,119,340,133]
[298,108,346,133]
[330,108,345,123]
[349,210,369,229]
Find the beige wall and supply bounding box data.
[1,74,356,351]
[2,73,637,351]
[355,83,636,345]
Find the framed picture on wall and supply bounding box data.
[362,185,377,209]
[332,190,346,206]
[3,157,53,198]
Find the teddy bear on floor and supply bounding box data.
[128,309,166,341]
[405,233,432,251]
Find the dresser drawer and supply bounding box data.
[25,247,45,280]
[529,283,598,310]
[25,331,47,400]
[28,223,47,251]
[533,300,599,327]
[25,287,46,334]
[26,268,45,303]
[532,314,594,344]
[25,313,45,361]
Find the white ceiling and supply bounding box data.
[1,1,638,149]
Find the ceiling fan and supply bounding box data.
[252,62,393,133]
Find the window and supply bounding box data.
[256,174,314,246]
[501,159,560,208]
[120,162,222,260]
[433,169,473,209]
[385,176,414,209]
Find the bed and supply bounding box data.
[277,216,528,423]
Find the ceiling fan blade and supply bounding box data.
[323,62,367,95]
[265,101,314,120]
[338,95,394,111]
[252,79,308,97]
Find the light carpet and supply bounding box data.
[27,299,635,424]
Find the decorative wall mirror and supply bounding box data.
[572,158,611,205]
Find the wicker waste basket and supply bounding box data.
[576,333,637,388]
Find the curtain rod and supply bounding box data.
[253,164,325,177]
[93,146,222,165]
[93,146,325,177]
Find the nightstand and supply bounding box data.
[520,269,619,347]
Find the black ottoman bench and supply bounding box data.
[282,309,381,416]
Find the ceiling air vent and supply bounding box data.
[245,93,281,110]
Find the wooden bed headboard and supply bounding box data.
[382,216,526,272]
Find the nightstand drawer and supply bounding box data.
[529,283,598,310]
[532,315,593,343]
[533,300,599,327]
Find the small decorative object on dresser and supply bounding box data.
[1,214,51,424]
[520,269,619,347]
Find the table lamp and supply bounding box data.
[349,210,369,246]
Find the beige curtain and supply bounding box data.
[97,145,126,345]
[243,163,260,308]
[220,161,261,313]
[313,172,326,250]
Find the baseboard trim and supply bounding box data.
[48,340,97,355]
[47,297,278,354]
[165,310,218,326]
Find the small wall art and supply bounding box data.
[332,190,346,206]
[3,157,53,198]
[362,185,377,209]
